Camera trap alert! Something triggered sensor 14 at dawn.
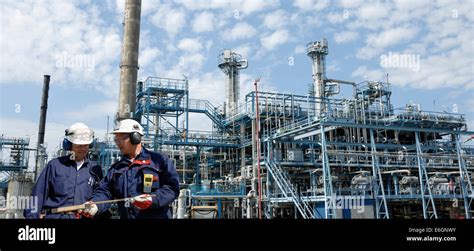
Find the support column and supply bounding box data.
[415,131,438,219]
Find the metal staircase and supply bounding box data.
[187,99,230,133]
[265,154,314,219]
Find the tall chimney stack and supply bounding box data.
[117,0,142,121]
[35,75,50,179]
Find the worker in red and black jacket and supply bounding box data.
[81,119,180,219]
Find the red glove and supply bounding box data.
[78,201,98,218]
[131,194,153,210]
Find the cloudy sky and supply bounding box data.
[1,0,473,165]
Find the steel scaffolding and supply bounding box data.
[98,39,474,219]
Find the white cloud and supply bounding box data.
[140,47,161,68]
[338,0,364,9]
[293,0,330,11]
[344,2,393,30]
[287,12,323,41]
[184,54,206,69]
[222,22,257,41]
[349,0,473,92]
[205,40,214,51]
[351,66,385,82]
[0,1,121,96]
[150,4,187,36]
[241,0,280,14]
[263,10,288,29]
[185,113,213,132]
[356,27,418,59]
[188,71,225,105]
[165,52,207,77]
[327,11,346,24]
[353,34,473,91]
[394,0,430,11]
[239,73,278,96]
[357,2,390,20]
[327,61,341,73]
[175,0,229,10]
[388,46,473,90]
[114,0,125,13]
[294,45,306,54]
[177,38,203,53]
[260,30,289,51]
[192,11,215,33]
[371,27,418,48]
[140,0,159,16]
[176,0,279,15]
[334,31,358,44]
[63,100,118,123]
[234,44,253,59]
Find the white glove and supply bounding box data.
[131,194,153,210]
[79,201,98,218]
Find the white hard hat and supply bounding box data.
[65,123,94,145]
[112,119,144,135]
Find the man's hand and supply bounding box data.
[78,201,98,218]
[131,194,153,210]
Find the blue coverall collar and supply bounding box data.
[63,155,91,168]
[120,147,151,163]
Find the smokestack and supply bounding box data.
[35,75,50,179]
[117,0,142,121]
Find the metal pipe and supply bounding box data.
[117,0,142,120]
[35,75,50,180]
[325,79,356,98]
[254,78,262,219]
[37,75,49,147]
[177,189,187,219]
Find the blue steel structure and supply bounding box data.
[96,39,474,219]
[261,81,473,219]
[0,136,31,189]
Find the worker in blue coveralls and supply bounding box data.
[24,123,103,219]
[81,119,179,219]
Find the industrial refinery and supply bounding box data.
[1,0,473,220]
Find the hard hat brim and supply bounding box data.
[111,129,144,135]
[67,138,93,145]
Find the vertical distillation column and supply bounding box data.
[117,0,142,120]
[218,50,248,216]
[307,38,328,119]
[218,50,248,119]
